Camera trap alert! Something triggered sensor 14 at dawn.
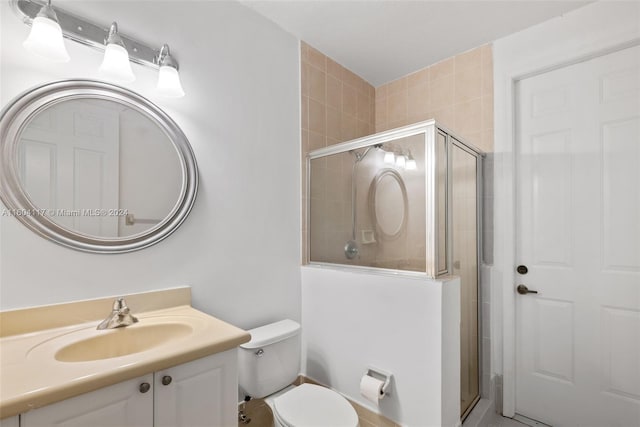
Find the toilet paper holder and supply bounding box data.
[364,366,393,396]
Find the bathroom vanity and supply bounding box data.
[20,352,236,427]
[0,288,250,426]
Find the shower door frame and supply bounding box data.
[450,136,484,420]
[306,120,485,420]
[306,120,445,278]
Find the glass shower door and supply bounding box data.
[452,141,480,418]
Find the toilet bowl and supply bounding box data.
[265,384,359,427]
[238,320,359,427]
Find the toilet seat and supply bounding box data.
[273,383,359,427]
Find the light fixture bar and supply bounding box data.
[14,0,162,69]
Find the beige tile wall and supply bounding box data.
[301,43,494,264]
[375,44,493,153]
[301,41,376,263]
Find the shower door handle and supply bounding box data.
[517,284,538,295]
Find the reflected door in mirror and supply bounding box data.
[18,100,120,236]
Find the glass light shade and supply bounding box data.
[23,16,70,63]
[396,155,406,168]
[406,158,417,170]
[157,66,185,98]
[383,151,395,164]
[99,44,135,83]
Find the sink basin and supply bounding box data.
[55,323,193,362]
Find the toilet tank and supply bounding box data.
[238,319,301,398]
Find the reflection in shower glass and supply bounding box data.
[309,134,426,272]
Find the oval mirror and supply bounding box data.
[0,80,198,253]
[368,168,408,240]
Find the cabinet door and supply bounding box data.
[154,349,238,427]
[21,374,153,427]
[0,416,19,427]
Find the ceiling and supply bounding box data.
[241,0,591,86]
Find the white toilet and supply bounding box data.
[239,319,359,427]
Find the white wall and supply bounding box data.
[491,0,640,415]
[0,1,301,330]
[301,266,460,426]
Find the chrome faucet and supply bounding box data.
[97,297,139,330]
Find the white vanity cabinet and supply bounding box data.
[20,350,237,427]
[154,349,238,427]
[21,374,153,427]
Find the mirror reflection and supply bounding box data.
[17,98,183,239]
[369,169,407,240]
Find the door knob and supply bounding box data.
[162,375,172,386]
[139,382,151,393]
[517,284,538,295]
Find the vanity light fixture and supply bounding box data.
[22,0,70,62]
[16,0,184,97]
[99,23,135,83]
[156,44,185,98]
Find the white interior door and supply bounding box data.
[18,100,120,236]
[515,45,640,426]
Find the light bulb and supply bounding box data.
[396,155,406,168]
[406,158,417,170]
[99,23,135,83]
[157,65,185,98]
[383,151,395,164]
[99,43,135,83]
[155,44,185,98]
[23,3,70,63]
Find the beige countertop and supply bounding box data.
[0,289,250,419]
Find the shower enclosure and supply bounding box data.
[307,120,483,418]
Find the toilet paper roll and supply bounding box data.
[360,374,385,404]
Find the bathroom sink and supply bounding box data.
[54,322,193,362]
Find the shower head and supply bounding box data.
[351,145,378,163]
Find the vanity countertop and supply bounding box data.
[0,289,250,419]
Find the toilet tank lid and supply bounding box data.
[241,319,301,349]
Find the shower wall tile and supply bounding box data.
[454,65,482,103]
[431,106,455,130]
[455,46,482,71]
[307,44,326,71]
[326,75,342,110]
[300,41,375,264]
[308,99,326,134]
[327,57,343,79]
[301,42,494,264]
[429,57,455,81]
[308,65,326,103]
[481,44,493,96]
[429,74,455,111]
[326,108,342,141]
[388,91,408,124]
[375,44,494,153]
[308,131,325,152]
[454,98,482,137]
[407,82,429,122]
[408,68,429,88]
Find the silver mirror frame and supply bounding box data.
[0,80,198,254]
